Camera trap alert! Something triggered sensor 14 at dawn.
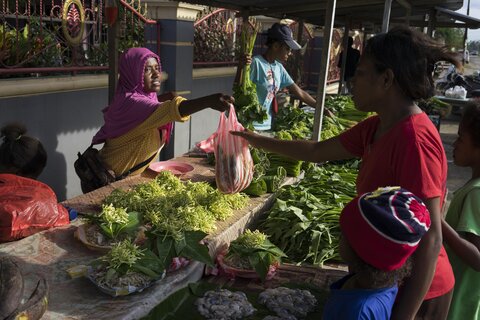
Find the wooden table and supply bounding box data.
[1,155,316,319]
[434,95,473,114]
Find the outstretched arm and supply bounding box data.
[288,83,316,108]
[179,94,234,117]
[287,83,334,117]
[230,130,354,163]
[442,219,480,271]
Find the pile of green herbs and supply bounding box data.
[272,103,346,141]
[225,230,286,280]
[268,131,304,177]
[104,171,249,235]
[324,95,373,123]
[88,171,249,287]
[259,161,359,266]
[272,96,372,141]
[91,239,164,289]
[83,204,141,243]
[244,148,287,197]
[417,96,451,118]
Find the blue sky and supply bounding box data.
[457,0,480,41]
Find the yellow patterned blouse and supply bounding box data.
[99,96,188,176]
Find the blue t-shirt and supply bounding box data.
[323,274,398,320]
[250,55,294,130]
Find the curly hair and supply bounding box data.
[349,252,413,288]
[461,102,480,148]
[364,26,460,100]
[0,123,47,179]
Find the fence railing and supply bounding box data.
[193,8,238,68]
[193,11,341,87]
[0,0,156,78]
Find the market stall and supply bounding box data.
[2,154,346,319]
[168,0,468,141]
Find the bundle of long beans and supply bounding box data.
[233,19,266,126]
[260,161,359,266]
[240,19,259,94]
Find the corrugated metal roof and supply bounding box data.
[180,0,473,27]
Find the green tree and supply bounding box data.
[435,28,465,50]
[467,40,480,52]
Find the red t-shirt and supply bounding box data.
[339,112,454,300]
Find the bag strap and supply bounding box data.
[116,152,157,181]
[85,143,156,181]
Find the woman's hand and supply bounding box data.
[230,129,257,142]
[179,93,234,117]
[230,129,264,149]
[210,94,235,112]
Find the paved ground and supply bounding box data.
[465,55,480,75]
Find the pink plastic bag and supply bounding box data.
[213,104,254,194]
[196,133,216,153]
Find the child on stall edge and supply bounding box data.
[323,186,431,320]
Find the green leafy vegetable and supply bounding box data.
[243,179,268,197]
[146,229,214,271]
[225,230,286,280]
[84,204,141,241]
[260,161,359,266]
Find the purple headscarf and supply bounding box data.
[92,47,173,145]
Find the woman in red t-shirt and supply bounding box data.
[232,26,460,319]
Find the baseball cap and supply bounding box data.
[267,23,301,50]
[340,187,431,271]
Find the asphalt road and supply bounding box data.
[465,55,480,75]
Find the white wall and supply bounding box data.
[0,68,236,201]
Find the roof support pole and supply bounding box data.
[463,0,471,65]
[338,18,351,95]
[312,0,336,141]
[381,0,392,33]
[108,14,119,104]
[405,7,411,26]
[297,20,304,45]
[294,20,305,83]
[427,8,436,37]
[395,0,411,26]
[361,25,368,51]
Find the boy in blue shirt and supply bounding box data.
[323,187,431,320]
[235,23,317,131]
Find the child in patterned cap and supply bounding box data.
[323,186,431,320]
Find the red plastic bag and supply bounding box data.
[0,174,70,242]
[213,104,254,194]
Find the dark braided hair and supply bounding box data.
[461,102,480,148]
[364,26,460,100]
[0,123,47,179]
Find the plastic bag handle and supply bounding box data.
[226,103,237,124]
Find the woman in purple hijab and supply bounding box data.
[92,47,233,179]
